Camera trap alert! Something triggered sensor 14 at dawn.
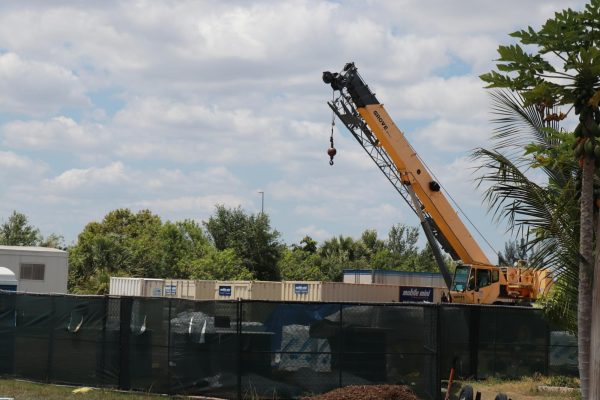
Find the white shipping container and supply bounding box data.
[109,277,165,297]
[343,269,446,288]
[249,281,281,300]
[214,281,282,300]
[195,280,217,300]
[282,281,322,302]
[282,281,400,303]
[321,282,399,303]
[399,286,446,303]
[164,279,194,299]
[215,281,250,300]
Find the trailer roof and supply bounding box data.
[0,245,66,254]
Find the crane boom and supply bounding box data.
[323,63,491,268]
[322,62,552,305]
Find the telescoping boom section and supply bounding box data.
[322,63,550,305]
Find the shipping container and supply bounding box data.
[164,279,195,299]
[282,281,400,303]
[250,281,282,300]
[214,280,281,300]
[282,281,322,302]
[322,282,399,302]
[343,269,446,288]
[399,286,446,303]
[195,280,217,300]
[109,277,165,297]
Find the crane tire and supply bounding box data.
[495,394,508,400]
[458,385,474,400]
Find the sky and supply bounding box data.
[0,0,589,261]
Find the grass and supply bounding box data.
[446,375,581,400]
[0,376,581,400]
[0,379,170,400]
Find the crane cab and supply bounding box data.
[449,264,501,304]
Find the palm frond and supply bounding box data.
[488,90,560,150]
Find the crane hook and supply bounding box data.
[328,94,337,165]
[328,142,337,166]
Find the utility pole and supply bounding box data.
[258,191,264,214]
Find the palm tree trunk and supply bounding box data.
[591,209,600,400]
[579,156,594,399]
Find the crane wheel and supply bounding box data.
[494,393,508,400]
[458,385,474,400]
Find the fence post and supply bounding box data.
[45,295,56,383]
[338,303,343,389]
[99,295,108,385]
[436,304,442,400]
[237,299,242,400]
[469,306,481,379]
[167,298,172,394]
[118,297,132,390]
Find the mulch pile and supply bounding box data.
[302,385,420,400]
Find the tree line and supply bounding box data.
[0,207,444,294]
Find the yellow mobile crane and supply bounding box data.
[322,62,551,305]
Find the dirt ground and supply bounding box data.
[302,385,419,400]
[448,378,580,400]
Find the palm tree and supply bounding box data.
[473,90,581,329]
[479,7,600,395]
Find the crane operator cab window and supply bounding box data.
[476,269,491,289]
[451,265,470,291]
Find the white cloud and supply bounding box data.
[136,194,247,214]
[3,116,104,150]
[0,52,88,115]
[413,119,490,153]
[296,225,331,242]
[0,0,589,253]
[385,76,488,121]
[44,162,128,191]
[0,151,35,169]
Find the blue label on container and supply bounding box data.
[294,283,309,295]
[219,285,232,296]
[0,285,16,291]
[399,286,433,302]
[165,285,176,296]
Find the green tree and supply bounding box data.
[410,244,445,273]
[278,247,325,281]
[480,3,600,394]
[69,209,172,293]
[293,235,317,254]
[474,93,584,387]
[360,229,385,257]
[189,247,253,280]
[498,239,528,266]
[158,220,211,278]
[0,211,64,249]
[204,205,283,280]
[387,224,419,257]
[474,91,580,333]
[0,211,41,246]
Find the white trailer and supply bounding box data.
[0,266,17,291]
[0,245,68,294]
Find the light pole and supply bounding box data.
[258,191,264,214]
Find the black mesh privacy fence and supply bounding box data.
[0,292,578,399]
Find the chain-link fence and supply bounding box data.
[0,292,577,399]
